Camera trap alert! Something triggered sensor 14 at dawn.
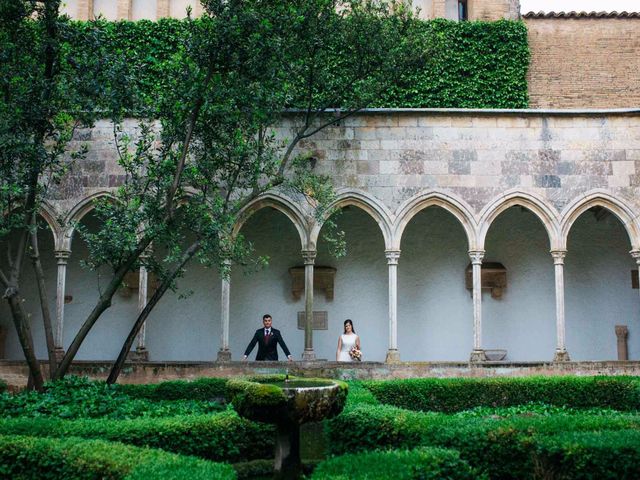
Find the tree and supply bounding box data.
[0,0,107,389]
[3,0,428,384]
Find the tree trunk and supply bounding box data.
[107,242,201,384]
[30,228,57,377]
[6,292,44,391]
[53,238,154,379]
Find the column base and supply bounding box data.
[553,349,570,362]
[469,349,487,363]
[54,348,66,362]
[217,349,232,362]
[301,349,316,361]
[385,349,401,364]
[127,347,149,362]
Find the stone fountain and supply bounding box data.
[227,375,348,479]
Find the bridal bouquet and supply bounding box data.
[349,346,362,361]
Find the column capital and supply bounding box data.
[385,249,401,265]
[54,250,71,264]
[301,250,316,265]
[550,249,567,264]
[468,250,485,264]
[630,250,640,263]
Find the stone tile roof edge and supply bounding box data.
[523,10,640,18]
[283,108,640,116]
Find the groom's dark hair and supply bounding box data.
[263,314,272,320]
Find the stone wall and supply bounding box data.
[525,15,640,108]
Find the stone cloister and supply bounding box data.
[2,110,640,365]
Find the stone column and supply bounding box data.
[301,250,316,361]
[551,250,570,361]
[77,0,94,20]
[385,250,401,363]
[117,0,131,20]
[616,325,629,360]
[134,264,149,361]
[469,250,487,362]
[217,260,232,361]
[54,250,71,358]
[156,0,170,18]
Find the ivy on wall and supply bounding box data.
[69,17,529,112]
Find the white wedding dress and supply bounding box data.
[338,333,358,361]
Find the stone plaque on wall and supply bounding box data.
[465,262,507,299]
[289,267,337,300]
[297,311,328,330]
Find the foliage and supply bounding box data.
[312,447,484,480]
[64,18,529,113]
[0,379,6,394]
[0,410,275,462]
[533,430,640,480]
[117,377,228,401]
[363,376,640,413]
[0,434,236,479]
[326,401,640,480]
[0,376,223,419]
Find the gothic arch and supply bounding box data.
[61,191,117,251]
[478,190,561,251]
[233,192,308,250]
[393,190,477,251]
[39,200,62,250]
[308,189,393,251]
[560,191,640,250]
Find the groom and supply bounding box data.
[243,314,293,361]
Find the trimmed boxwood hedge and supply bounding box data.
[66,17,528,113]
[0,411,275,462]
[363,376,640,413]
[116,377,228,401]
[533,430,640,480]
[0,434,236,479]
[311,447,485,480]
[326,403,640,480]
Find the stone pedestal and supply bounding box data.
[616,325,629,360]
[217,348,232,362]
[385,349,401,363]
[470,349,487,362]
[127,347,149,362]
[553,349,571,362]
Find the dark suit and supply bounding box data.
[244,328,291,361]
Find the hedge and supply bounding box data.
[363,376,640,413]
[311,447,484,480]
[0,411,275,462]
[533,430,640,480]
[0,379,6,394]
[117,377,228,401]
[326,403,640,480]
[0,434,235,480]
[65,17,528,113]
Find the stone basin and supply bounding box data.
[228,376,347,479]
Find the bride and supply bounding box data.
[336,319,361,361]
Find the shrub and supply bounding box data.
[117,377,228,401]
[312,447,484,480]
[0,376,223,419]
[363,376,640,413]
[0,434,235,479]
[0,379,6,394]
[327,403,640,480]
[0,410,275,462]
[532,430,640,480]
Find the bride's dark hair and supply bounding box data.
[343,319,355,334]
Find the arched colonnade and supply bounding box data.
[37,188,640,362]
